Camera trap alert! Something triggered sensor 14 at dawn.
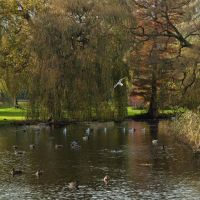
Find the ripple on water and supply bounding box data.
[0,122,200,199]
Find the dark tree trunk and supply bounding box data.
[148,65,158,119]
[13,96,16,107]
[148,120,159,139]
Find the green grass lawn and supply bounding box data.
[127,107,147,116]
[0,107,26,121]
[127,106,185,117]
[159,108,186,115]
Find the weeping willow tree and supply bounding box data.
[28,0,135,120]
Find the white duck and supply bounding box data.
[152,139,158,145]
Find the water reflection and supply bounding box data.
[148,120,159,140]
[0,121,199,199]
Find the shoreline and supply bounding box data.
[0,114,175,127]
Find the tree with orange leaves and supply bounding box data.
[128,0,200,118]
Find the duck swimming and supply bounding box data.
[83,135,89,141]
[152,139,158,145]
[11,168,23,176]
[29,144,35,149]
[68,181,79,190]
[63,127,67,134]
[35,170,43,177]
[55,144,63,149]
[70,141,81,150]
[103,175,110,185]
[14,150,25,155]
[128,128,136,134]
[13,145,18,150]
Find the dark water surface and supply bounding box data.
[0,121,199,199]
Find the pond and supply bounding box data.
[0,120,199,199]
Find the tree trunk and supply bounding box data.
[148,65,158,119]
[13,96,16,107]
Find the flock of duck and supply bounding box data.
[10,124,162,189]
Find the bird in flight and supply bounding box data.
[113,77,126,89]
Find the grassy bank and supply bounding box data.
[171,111,200,152]
[127,107,184,119]
[0,106,182,124]
[127,107,147,116]
[0,107,26,121]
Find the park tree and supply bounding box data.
[128,0,200,118]
[130,38,175,117]
[0,0,46,105]
[28,0,135,120]
[174,0,200,109]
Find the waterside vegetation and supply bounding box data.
[172,111,200,153]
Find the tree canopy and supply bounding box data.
[0,0,199,120]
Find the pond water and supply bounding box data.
[0,120,199,200]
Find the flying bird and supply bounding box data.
[113,77,126,89]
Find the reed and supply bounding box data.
[172,111,200,152]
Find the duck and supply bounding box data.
[83,135,89,141]
[103,175,110,185]
[14,150,25,155]
[55,144,63,149]
[71,146,81,150]
[71,142,81,150]
[85,128,94,135]
[128,128,136,134]
[85,128,90,135]
[68,181,79,190]
[111,149,123,154]
[121,127,126,133]
[152,139,158,145]
[139,163,153,167]
[29,144,35,149]
[35,170,43,177]
[13,145,18,150]
[63,127,67,134]
[11,168,23,176]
